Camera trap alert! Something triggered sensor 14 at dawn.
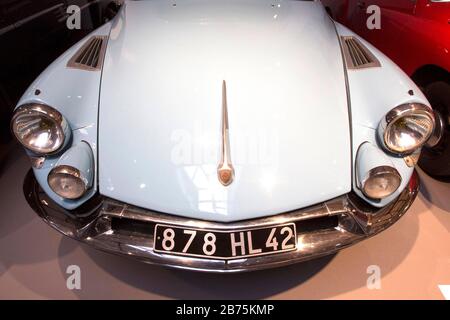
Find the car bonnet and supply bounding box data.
[98,0,351,222]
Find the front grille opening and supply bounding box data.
[67,36,107,71]
[109,215,339,238]
[295,215,339,233]
[111,217,156,238]
[341,36,381,69]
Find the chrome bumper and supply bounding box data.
[24,170,419,273]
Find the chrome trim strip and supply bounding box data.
[24,170,420,273]
[331,19,354,187]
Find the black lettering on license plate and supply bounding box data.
[154,223,297,259]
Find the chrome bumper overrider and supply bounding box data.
[24,170,419,273]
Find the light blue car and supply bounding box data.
[11,0,435,272]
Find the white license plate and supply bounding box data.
[154,223,297,260]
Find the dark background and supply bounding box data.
[0,0,120,160]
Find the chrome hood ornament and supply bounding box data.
[217,80,235,186]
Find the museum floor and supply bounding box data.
[0,143,449,299]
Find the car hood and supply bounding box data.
[98,0,351,222]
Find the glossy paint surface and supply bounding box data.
[99,0,352,222]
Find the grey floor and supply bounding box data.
[0,143,449,299]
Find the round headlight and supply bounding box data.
[361,166,402,200]
[11,103,69,155]
[379,103,435,155]
[48,165,87,200]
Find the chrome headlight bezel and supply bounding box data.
[360,166,402,200]
[47,165,88,200]
[378,103,435,156]
[11,103,70,155]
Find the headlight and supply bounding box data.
[11,103,70,155]
[361,166,402,200]
[378,103,435,156]
[48,165,87,200]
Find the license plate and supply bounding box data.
[153,223,297,259]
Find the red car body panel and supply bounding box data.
[321,0,450,77]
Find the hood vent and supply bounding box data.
[341,36,380,70]
[67,36,108,71]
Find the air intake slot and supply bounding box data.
[341,36,381,69]
[67,36,107,71]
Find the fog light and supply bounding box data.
[361,166,402,200]
[48,165,87,199]
[47,142,94,200]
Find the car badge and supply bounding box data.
[217,80,235,186]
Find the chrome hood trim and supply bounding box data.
[217,80,235,186]
[25,170,419,273]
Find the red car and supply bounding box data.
[322,0,450,180]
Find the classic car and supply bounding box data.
[321,0,450,181]
[11,0,435,272]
